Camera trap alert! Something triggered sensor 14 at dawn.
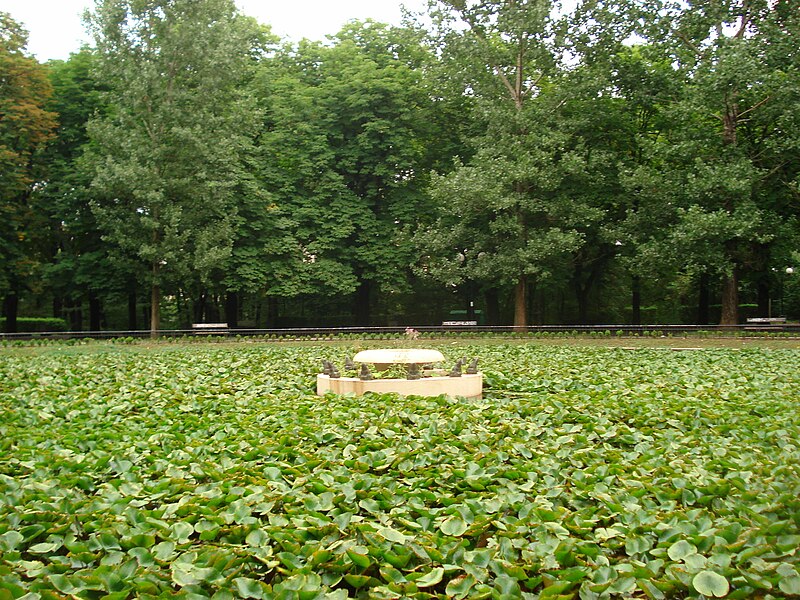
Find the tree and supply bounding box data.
[252,22,455,326]
[85,0,268,335]
[573,44,684,324]
[42,48,117,331]
[0,13,57,332]
[322,23,447,325]
[418,0,589,327]
[244,39,361,318]
[631,0,800,325]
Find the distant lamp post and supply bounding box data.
[784,267,795,318]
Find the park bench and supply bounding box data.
[191,323,229,335]
[745,317,786,331]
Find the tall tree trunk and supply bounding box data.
[513,276,527,329]
[66,297,83,331]
[267,296,278,327]
[484,288,499,326]
[225,292,239,328]
[356,279,371,326]
[631,275,641,325]
[572,261,602,325]
[757,277,770,317]
[53,296,63,320]
[128,290,137,331]
[720,269,739,326]
[150,262,161,338]
[206,296,221,323]
[89,293,102,331]
[3,292,19,334]
[194,292,206,323]
[698,272,710,325]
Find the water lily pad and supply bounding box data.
[28,541,61,554]
[0,531,23,550]
[3,343,800,599]
[234,577,265,599]
[667,540,697,561]
[446,574,476,598]
[415,567,444,588]
[692,571,729,597]
[440,516,468,536]
[779,575,800,595]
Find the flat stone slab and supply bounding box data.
[353,349,445,364]
[317,373,482,400]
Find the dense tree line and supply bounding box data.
[1,0,798,334]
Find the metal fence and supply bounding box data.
[1,323,799,342]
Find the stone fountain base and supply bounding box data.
[316,372,482,400]
[316,348,483,400]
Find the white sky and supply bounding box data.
[1,0,428,61]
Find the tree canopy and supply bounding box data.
[0,0,798,332]
[0,13,57,332]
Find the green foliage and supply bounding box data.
[4,0,800,328]
[41,49,126,324]
[0,12,57,297]
[84,0,270,330]
[0,317,67,332]
[617,0,800,323]
[1,343,799,597]
[251,21,456,318]
[419,1,566,290]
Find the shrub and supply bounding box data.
[0,317,68,332]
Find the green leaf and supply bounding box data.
[346,546,371,569]
[416,567,444,588]
[379,565,406,584]
[440,516,468,536]
[779,576,800,595]
[152,541,176,561]
[343,574,372,588]
[625,535,652,556]
[494,573,521,596]
[171,562,218,587]
[49,574,79,594]
[0,531,24,550]
[608,577,636,595]
[275,573,322,595]
[245,529,270,548]
[667,540,697,561]
[127,547,154,567]
[692,571,729,597]
[99,533,121,550]
[446,574,476,598]
[234,577,264,599]
[375,526,408,545]
[28,541,61,553]
[637,579,666,599]
[170,521,194,543]
[684,553,707,572]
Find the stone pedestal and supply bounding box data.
[316,372,482,400]
[317,348,482,399]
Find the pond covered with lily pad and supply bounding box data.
[1,343,799,598]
